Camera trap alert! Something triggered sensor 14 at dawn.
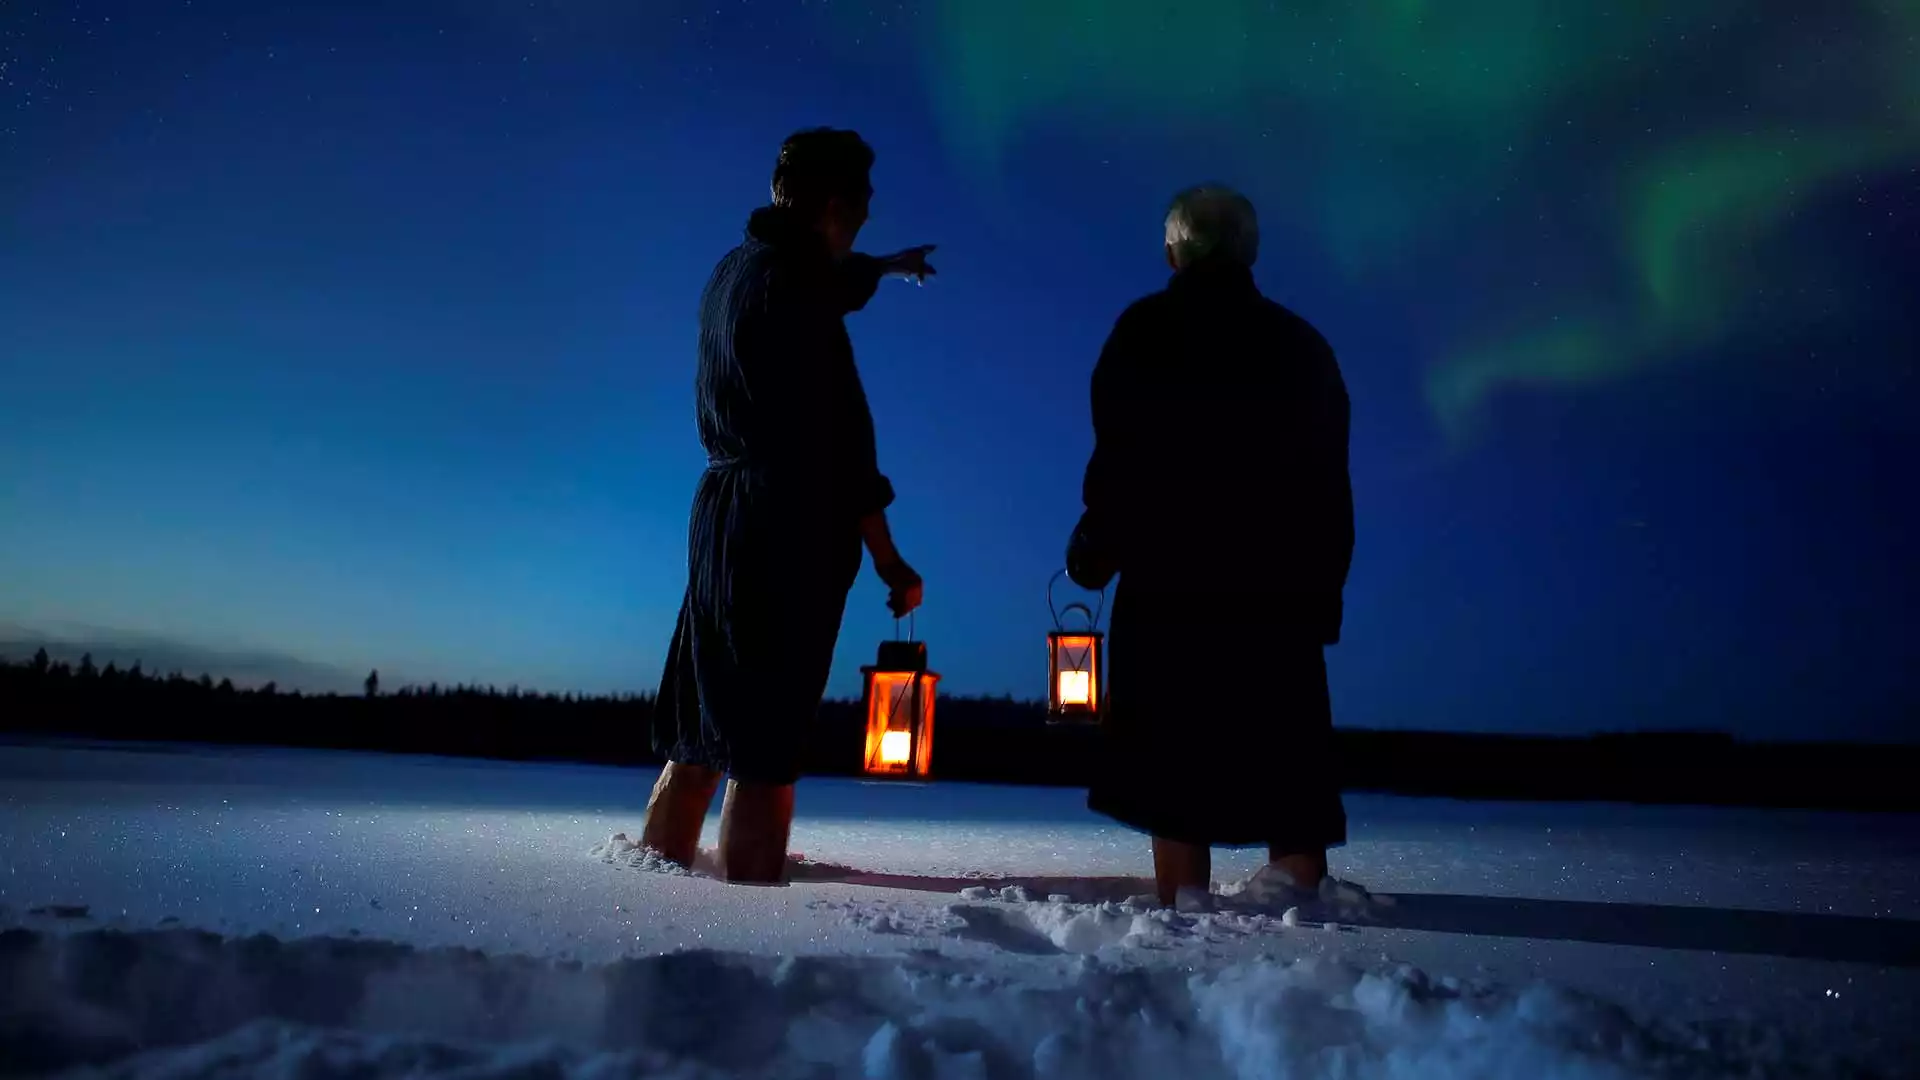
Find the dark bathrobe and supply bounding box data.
[1070,259,1354,850]
[653,205,895,786]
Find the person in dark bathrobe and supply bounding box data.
[1067,184,1355,908]
[640,128,934,884]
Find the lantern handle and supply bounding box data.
[1056,601,1098,631]
[1048,568,1107,632]
[895,611,916,642]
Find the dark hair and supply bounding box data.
[770,128,874,213]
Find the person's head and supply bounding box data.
[771,127,875,259]
[1163,184,1260,271]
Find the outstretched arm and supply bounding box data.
[831,246,937,315]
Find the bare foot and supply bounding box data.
[1268,849,1328,888]
[640,761,721,868]
[718,779,796,884]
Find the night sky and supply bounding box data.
[2,1,1916,741]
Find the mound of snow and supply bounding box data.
[0,925,1864,1079]
[591,833,876,886]
[1215,865,1386,924]
[590,832,699,876]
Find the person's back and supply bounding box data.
[693,219,889,530]
[1072,184,1356,907]
[1082,245,1352,646]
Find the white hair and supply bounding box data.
[1163,184,1260,269]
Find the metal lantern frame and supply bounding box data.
[858,614,940,779]
[1046,570,1107,724]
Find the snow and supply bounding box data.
[1,741,1917,1078]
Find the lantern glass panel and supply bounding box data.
[861,667,939,777]
[1049,632,1101,713]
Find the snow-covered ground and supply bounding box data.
[1,741,1916,1078]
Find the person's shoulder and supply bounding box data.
[1256,296,1337,359]
[706,238,788,295]
[705,237,758,281]
[700,244,784,334]
[1108,286,1180,335]
[1255,294,1327,341]
[1128,283,1182,315]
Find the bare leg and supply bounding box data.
[1268,846,1329,888]
[1151,836,1210,907]
[718,779,796,885]
[639,761,721,868]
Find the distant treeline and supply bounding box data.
[2,649,1915,812]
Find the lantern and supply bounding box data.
[859,636,939,779]
[1046,571,1106,723]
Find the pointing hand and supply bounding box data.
[880,245,937,284]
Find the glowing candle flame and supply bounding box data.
[879,729,912,765]
[1057,669,1091,706]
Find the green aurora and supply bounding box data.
[847,0,1920,444]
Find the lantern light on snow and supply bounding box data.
[1046,571,1106,723]
[859,619,939,779]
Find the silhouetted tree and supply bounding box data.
[365,669,379,698]
[0,649,1913,811]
